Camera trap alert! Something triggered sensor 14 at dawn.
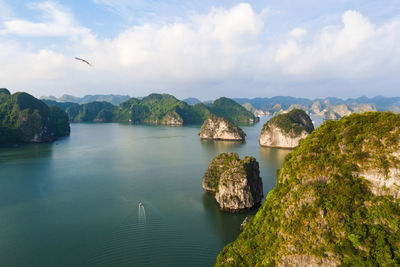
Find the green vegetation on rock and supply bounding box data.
[115,94,204,125]
[0,88,11,95]
[210,97,258,124]
[45,93,256,125]
[0,89,70,145]
[41,94,130,105]
[263,109,314,136]
[49,106,71,137]
[66,101,116,122]
[202,152,263,212]
[199,115,246,141]
[41,100,79,111]
[202,152,241,193]
[217,112,400,266]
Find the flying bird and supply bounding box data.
[75,57,92,66]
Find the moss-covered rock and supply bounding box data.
[259,109,314,148]
[210,97,259,125]
[0,90,70,145]
[202,153,263,212]
[65,101,116,122]
[199,115,246,141]
[240,216,254,231]
[0,88,11,95]
[216,112,400,266]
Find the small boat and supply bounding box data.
[139,202,143,207]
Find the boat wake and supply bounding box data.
[138,203,146,226]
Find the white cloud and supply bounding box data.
[289,27,307,38]
[0,0,11,18]
[1,1,89,37]
[275,10,400,80]
[77,3,264,82]
[0,2,265,97]
[1,3,400,98]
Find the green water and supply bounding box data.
[0,117,290,266]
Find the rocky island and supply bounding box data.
[216,112,400,266]
[209,97,258,124]
[0,89,70,145]
[202,152,263,212]
[199,115,246,141]
[44,93,258,126]
[259,109,314,148]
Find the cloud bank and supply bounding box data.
[0,1,399,99]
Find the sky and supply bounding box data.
[0,0,400,100]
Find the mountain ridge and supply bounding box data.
[235,96,400,119]
[43,93,257,125]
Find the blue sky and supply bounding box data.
[0,0,400,100]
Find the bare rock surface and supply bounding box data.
[199,115,246,141]
[202,152,263,212]
[259,109,313,148]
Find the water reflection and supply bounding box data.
[0,143,55,208]
[201,193,255,245]
[200,139,245,152]
[0,143,54,163]
[258,147,292,195]
[259,146,292,164]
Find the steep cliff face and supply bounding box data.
[259,126,308,148]
[330,104,352,117]
[159,111,183,125]
[202,153,263,212]
[199,115,246,141]
[324,110,341,120]
[0,90,70,144]
[310,100,323,116]
[216,112,400,266]
[359,167,400,199]
[259,109,314,148]
[348,103,376,113]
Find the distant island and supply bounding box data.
[41,93,400,121]
[259,109,314,148]
[199,115,246,141]
[0,89,70,145]
[216,111,400,266]
[41,94,131,105]
[183,97,201,105]
[1,89,259,145]
[235,96,400,119]
[43,94,258,125]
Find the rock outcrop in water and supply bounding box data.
[0,89,70,145]
[199,115,246,141]
[216,112,400,266]
[202,153,263,212]
[259,109,314,148]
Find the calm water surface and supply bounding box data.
[0,117,291,266]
